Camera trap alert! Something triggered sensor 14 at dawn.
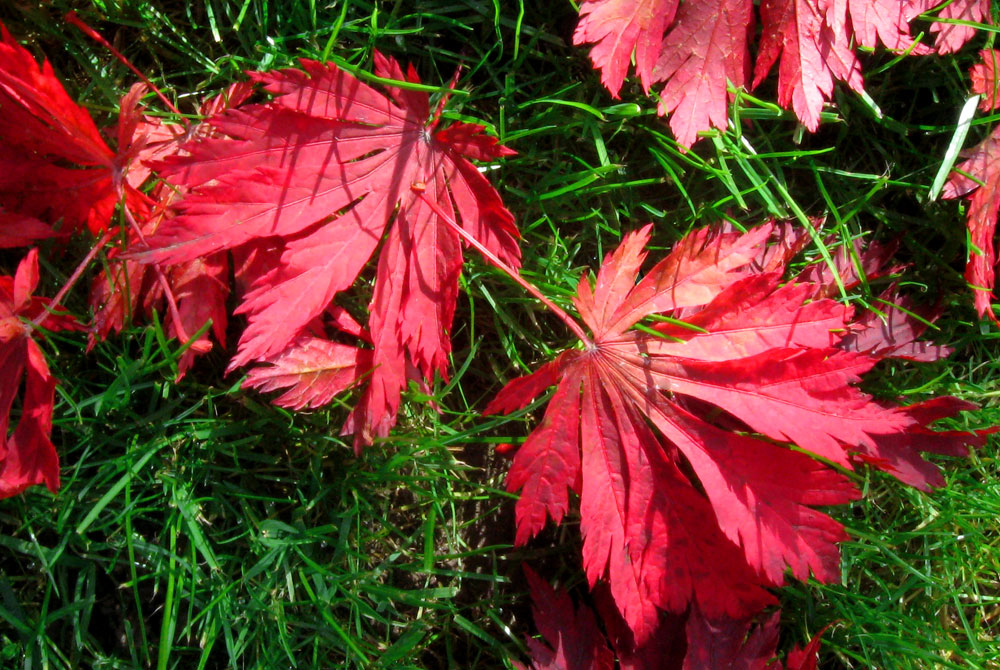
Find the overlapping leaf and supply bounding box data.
[141,53,518,446]
[943,50,1000,321]
[513,566,614,670]
[0,250,80,498]
[681,605,825,670]
[0,210,53,248]
[0,14,989,664]
[0,23,142,234]
[243,335,374,411]
[573,0,990,146]
[488,223,979,643]
[753,0,864,133]
[517,568,825,670]
[942,132,1000,319]
[89,83,254,377]
[928,0,992,54]
[970,49,1000,111]
[828,0,930,54]
[0,24,233,379]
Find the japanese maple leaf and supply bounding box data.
[824,0,989,58]
[573,0,680,96]
[0,26,229,377]
[487,223,978,643]
[774,231,951,363]
[90,84,254,377]
[753,0,864,132]
[942,124,1000,320]
[928,0,991,54]
[828,0,931,54]
[243,335,373,411]
[90,200,231,379]
[682,605,825,670]
[650,0,754,148]
[574,0,753,147]
[940,52,1000,321]
[0,250,79,498]
[0,210,53,248]
[970,49,1000,112]
[142,52,518,446]
[838,289,950,362]
[574,1,976,146]
[0,23,139,234]
[513,566,614,670]
[518,572,824,670]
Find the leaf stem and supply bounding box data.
[412,185,594,348]
[119,204,192,343]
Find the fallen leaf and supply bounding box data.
[941,124,1000,320]
[143,52,518,447]
[928,0,991,54]
[753,0,864,132]
[489,222,979,643]
[971,49,1000,111]
[0,23,140,234]
[0,250,79,498]
[515,566,615,670]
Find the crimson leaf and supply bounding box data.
[488,223,978,643]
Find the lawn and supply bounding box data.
[0,1,999,668]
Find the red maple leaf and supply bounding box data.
[0,210,54,248]
[971,49,1000,112]
[927,0,992,54]
[518,569,825,670]
[89,83,254,377]
[573,1,987,146]
[141,53,518,447]
[487,223,978,643]
[828,0,931,54]
[944,53,1000,321]
[0,23,141,235]
[0,21,230,378]
[574,0,753,147]
[0,250,80,498]
[682,605,826,670]
[650,0,754,148]
[243,335,373,411]
[572,0,679,97]
[513,566,615,670]
[753,0,864,133]
[942,125,1000,321]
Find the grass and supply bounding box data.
[1,0,999,668]
[3,324,523,668]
